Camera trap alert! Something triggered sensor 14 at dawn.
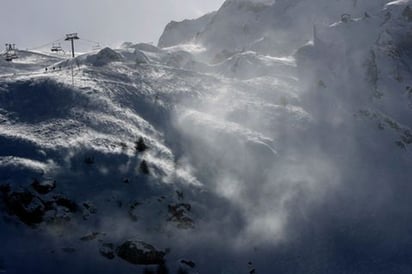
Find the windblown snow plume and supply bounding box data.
[1,0,412,273]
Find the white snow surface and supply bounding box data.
[1,0,412,273]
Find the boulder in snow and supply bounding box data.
[116,240,166,265]
[31,179,56,195]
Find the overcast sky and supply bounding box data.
[0,0,224,51]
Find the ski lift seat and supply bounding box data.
[51,44,63,52]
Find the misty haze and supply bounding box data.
[1,0,412,273]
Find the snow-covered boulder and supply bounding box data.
[116,240,166,265]
[31,179,56,194]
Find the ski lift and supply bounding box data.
[4,44,18,61]
[9,51,18,60]
[51,43,63,53]
[5,53,17,62]
[92,43,101,51]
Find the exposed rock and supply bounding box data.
[248,261,256,274]
[178,259,196,274]
[140,160,150,175]
[116,240,166,265]
[128,201,141,222]
[135,137,149,153]
[31,179,56,195]
[158,12,216,48]
[176,191,184,201]
[84,156,95,165]
[0,182,82,227]
[167,203,194,229]
[99,243,116,260]
[3,190,46,226]
[80,232,101,241]
[82,201,97,214]
[54,196,78,213]
[180,259,196,268]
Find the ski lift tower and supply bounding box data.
[65,33,79,58]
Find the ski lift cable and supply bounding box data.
[79,38,107,49]
[77,39,104,51]
[79,38,102,45]
[28,37,66,51]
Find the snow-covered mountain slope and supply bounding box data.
[0,42,302,273]
[2,0,412,273]
[158,12,216,48]
[159,0,392,57]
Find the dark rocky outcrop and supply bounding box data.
[0,183,78,226]
[180,259,196,268]
[140,160,150,175]
[167,203,194,229]
[135,137,149,153]
[54,196,78,213]
[116,240,166,265]
[2,190,46,225]
[31,179,56,195]
[99,243,116,260]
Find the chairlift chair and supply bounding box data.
[4,43,18,61]
[51,43,63,53]
[5,53,17,61]
[92,43,101,51]
[4,51,18,61]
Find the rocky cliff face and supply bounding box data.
[158,12,216,48]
